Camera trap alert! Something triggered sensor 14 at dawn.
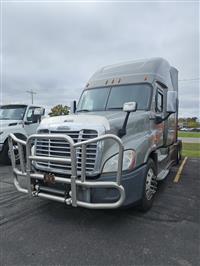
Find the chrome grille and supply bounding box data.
[35,129,98,175]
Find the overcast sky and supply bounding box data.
[0,1,199,117]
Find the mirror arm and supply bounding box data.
[24,121,32,125]
[162,112,172,122]
[118,111,130,138]
[155,112,172,124]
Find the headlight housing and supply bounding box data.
[102,149,136,174]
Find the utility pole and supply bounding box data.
[26,89,36,104]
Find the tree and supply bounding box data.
[178,117,200,128]
[48,104,69,117]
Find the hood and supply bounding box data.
[0,120,21,130]
[38,114,110,133]
[83,110,150,135]
[39,110,149,135]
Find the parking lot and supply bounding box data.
[0,158,199,266]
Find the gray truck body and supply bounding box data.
[9,58,181,210]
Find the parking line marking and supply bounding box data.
[174,157,188,183]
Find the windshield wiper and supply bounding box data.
[107,107,123,110]
[76,109,90,113]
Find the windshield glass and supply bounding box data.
[77,84,151,112]
[0,105,27,120]
[77,87,110,112]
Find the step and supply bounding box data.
[157,169,169,181]
[158,154,168,162]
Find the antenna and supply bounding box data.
[26,89,36,104]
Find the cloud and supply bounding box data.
[1,1,199,117]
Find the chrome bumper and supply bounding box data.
[8,133,125,209]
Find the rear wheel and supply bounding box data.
[139,159,157,212]
[176,141,182,165]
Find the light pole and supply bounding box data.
[26,89,36,104]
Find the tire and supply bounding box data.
[176,141,182,165]
[0,141,10,165]
[0,140,20,165]
[139,159,157,212]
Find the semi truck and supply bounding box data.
[0,104,45,164]
[9,58,182,211]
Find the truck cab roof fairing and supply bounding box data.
[87,57,178,92]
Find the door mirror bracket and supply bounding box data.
[155,113,172,124]
[118,102,137,137]
[24,121,32,125]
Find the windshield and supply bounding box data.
[0,105,27,120]
[77,84,152,112]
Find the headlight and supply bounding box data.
[0,131,3,135]
[102,149,136,173]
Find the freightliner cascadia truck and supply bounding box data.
[9,58,182,211]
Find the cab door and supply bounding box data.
[24,106,41,136]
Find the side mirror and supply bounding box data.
[167,91,177,114]
[123,102,137,112]
[119,102,137,138]
[70,100,76,114]
[34,108,45,116]
[154,91,177,124]
[32,108,45,123]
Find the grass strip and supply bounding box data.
[182,143,200,157]
[178,131,200,138]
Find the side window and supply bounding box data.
[26,107,34,122]
[156,89,164,113]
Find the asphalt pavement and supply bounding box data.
[0,159,199,266]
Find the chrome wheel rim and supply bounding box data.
[145,168,157,200]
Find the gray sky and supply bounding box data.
[1,1,199,117]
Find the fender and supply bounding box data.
[144,148,158,174]
[13,133,27,141]
[144,145,157,163]
[4,133,27,146]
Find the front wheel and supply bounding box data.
[139,159,157,212]
[0,140,20,165]
[0,141,10,165]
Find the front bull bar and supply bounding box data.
[8,133,125,209]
